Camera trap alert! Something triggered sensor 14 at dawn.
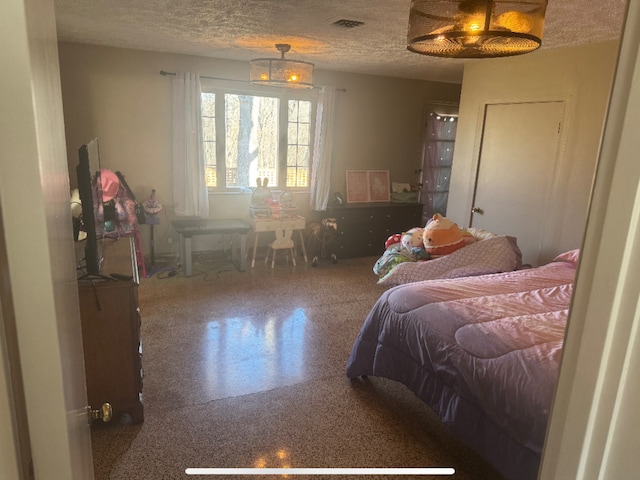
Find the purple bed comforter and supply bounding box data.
[346,250,579,480]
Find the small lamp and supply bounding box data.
[250,44,315,88]
[407,0,548,58]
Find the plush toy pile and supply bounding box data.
[374,213,475,278]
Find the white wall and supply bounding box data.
[448,41,619,258]
[0,0,93,478]
[541,2,640,476]
[57,42,461,255]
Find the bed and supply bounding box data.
[346,249,579,480]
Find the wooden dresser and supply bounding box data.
[77,237,144,424]
[323,202,424,258]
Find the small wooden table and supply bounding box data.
[249,216,308,267]
[172,218,252,276]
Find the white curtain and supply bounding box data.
[172,72,209,217]
[309,86,336,211]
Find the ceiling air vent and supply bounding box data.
[331,18,365,29]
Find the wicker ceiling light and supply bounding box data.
[250,43,314,88]
[407,0,548,58]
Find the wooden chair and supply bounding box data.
[264,228,296,268]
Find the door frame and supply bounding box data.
[541,2,640,476]
[0,0,94,478]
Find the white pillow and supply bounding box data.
[465,227,498,242]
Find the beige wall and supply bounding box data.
[448,41,619,257]
[58,42,460,255]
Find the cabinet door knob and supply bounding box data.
[471,206,483,214]
[88,402,112,423]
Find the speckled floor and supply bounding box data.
[90,250,505,480]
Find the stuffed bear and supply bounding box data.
[422,213,466,258]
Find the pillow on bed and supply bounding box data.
[506,235,523,270]
[466,227,498,242]
[553,249,580,266]
[463,228,523,269]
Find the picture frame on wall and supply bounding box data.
[345,169,390,203]
[346,170,370,203]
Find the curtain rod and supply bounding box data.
[159,70,346,92]
[160,70,249,84]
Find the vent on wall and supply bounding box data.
[331,18,365,28]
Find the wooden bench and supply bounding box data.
[171,218,252,276]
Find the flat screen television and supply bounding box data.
[76,138,104,276]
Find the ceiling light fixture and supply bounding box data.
[250,44,314,88]
[331,19,366,29]
[407,0,548,58]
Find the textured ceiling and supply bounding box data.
[53,0,628,84]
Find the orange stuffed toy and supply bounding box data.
[422,213,466,258]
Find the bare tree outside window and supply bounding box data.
[202,90,314,190]
[202,93,217,187]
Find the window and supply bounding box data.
[201,85,316,190]
[419,112,457,223]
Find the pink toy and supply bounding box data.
[385,233,402,249]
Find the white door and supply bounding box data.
[0,0,94,478]
[470,101,564,266]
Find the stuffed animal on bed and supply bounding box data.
[422,213,466,258]
[385,233,402,249]
[401,227,429,260]
[401,227,423,250]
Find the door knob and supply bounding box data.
[471,207,483,214]
[88,403,112,423]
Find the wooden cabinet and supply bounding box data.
[78,238,143,424]
[323,203,424,258]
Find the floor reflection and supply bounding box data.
[202,308,308,397]
[254,447,291,471]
